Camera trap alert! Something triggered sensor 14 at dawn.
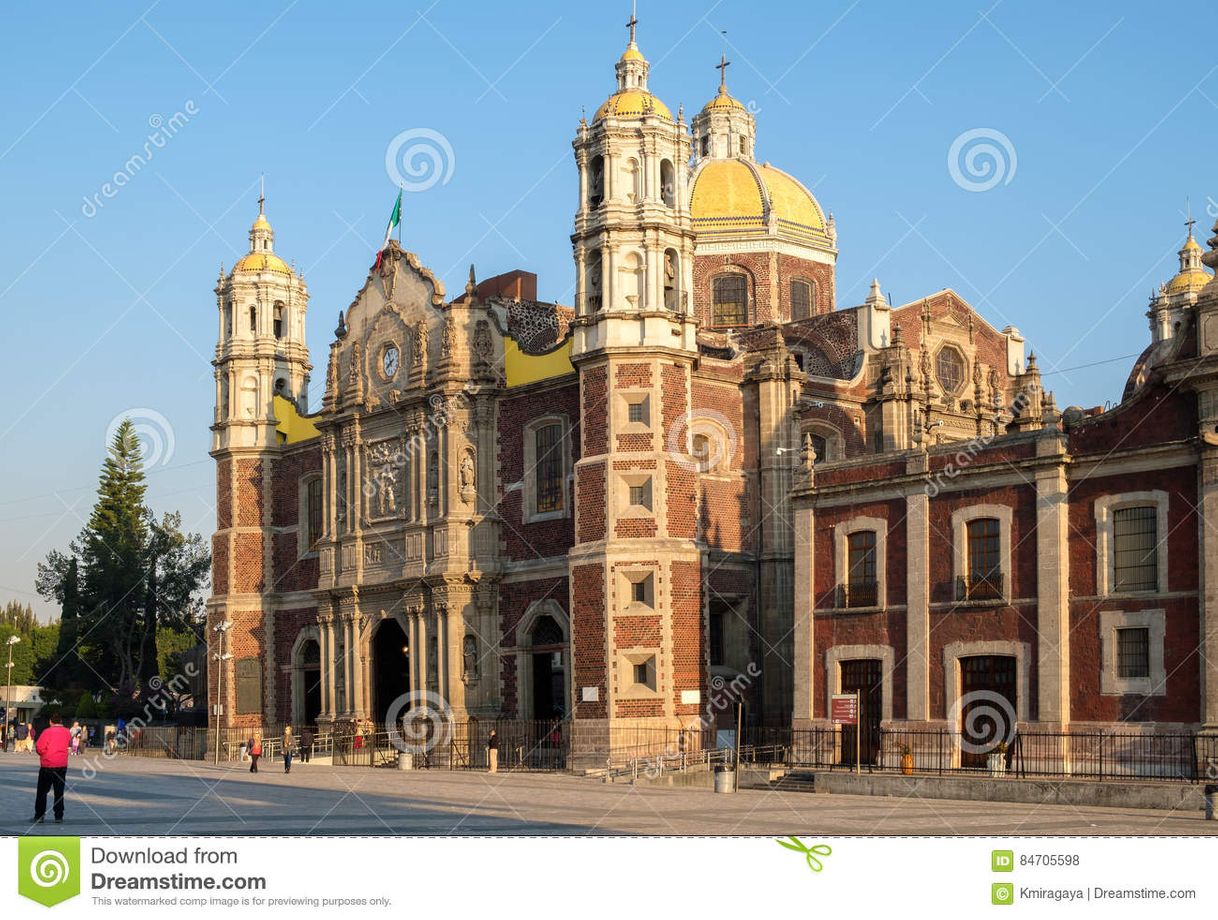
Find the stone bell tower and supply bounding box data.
[567,15,706,761]
[208,195,311,732]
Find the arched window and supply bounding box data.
[790,279,813,321]
[712,273,748,327]
[626,158,641,202]
[248,305,257,334]
[224,302,233,337]
[663,249,679,311]
[588,155,604,208]
[936,346,965,395]
[273,303,284,339]
[524,416,570,522]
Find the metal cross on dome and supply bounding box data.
[717,54,731,90]
[626,2,637,43]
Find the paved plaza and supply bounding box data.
[1,755,1214,836]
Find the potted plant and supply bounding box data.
[988,741,1008,777]
[899,743,914,776]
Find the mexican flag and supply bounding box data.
[375,190,402,271]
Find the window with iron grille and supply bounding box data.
[967,518,1001,596]
[1113,506,1157,592]
[629,480,652,509]
[712,274,748,327]
[534,423,564,514]
[306,478,323,549]
[847,530,878,606]
[627,401,648,425]
[791,279,813,320]
[1116,627,1150,679]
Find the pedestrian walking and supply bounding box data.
[249,734,262,773]
[79,724,89,754]
[32,713,70,824]
[70,721,81,756]
[15,721,29,753]
[299,726,312,763]
[487,729,499,774]
[283,726,294,774]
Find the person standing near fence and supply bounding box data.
[299,726,312,763]
[487,729,499,774]
[31,713,70,824]
[283,726,294,775]
[249,734,261,773]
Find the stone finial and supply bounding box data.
[892,322,903,345]
[466,263,477,298]
[335,311,348,339]
[865,278,887,308]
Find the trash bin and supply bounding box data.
[1205,784,1217,821]
[713,764,737,794]
[397,752,414,771]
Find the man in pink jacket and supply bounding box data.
[33,713,70,824]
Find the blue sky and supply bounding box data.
[1,1,1215,619]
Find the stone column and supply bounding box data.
[1201,450,1218,730]
[1034,434,1071,726]
[319,614,335,718]
[791,502,816,725]
[436,603,449,702]
[905,452,931,723]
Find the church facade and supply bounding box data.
[206,23,1218,760]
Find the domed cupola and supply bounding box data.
[1148,216,1215,344]
[691,55,755,161]
[592,12,673,123]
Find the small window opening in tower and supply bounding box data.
[701,136,709,157]
[274,304,284,339]
[248,306,257,333]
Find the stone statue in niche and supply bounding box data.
[459,447,476,503]
[441,315,456,360]
[473,319,493,367]
[414,321,429,371]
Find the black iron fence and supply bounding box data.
[102,720,1218,784]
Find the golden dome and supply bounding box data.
[619,43,645,63]
[234,252,293,274]
[701,89,747,114]
[690,159,826,235]
[252,212,271,231]
[1165,267,1212,294]
[593,89,672,122]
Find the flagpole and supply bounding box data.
[398,187,403,245]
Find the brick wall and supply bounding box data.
[570,563,607,718]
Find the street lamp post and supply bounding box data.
[212,620,233,765]
[4,635,21,753]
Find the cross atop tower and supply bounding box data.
[258,175,265,216]
[717,53,731,93]
[1186,199,1197,239]
[626,1,637,44]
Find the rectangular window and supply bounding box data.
[629,481,652,509]
[709,609,725,667]
[534,423,564,514]
[712,274,748,327]
[966,518,1002,599]
[632,580,647,603]
[1116,627,1151,679]
[791,279,812,320]
[633,662,649,685]
[627,401,648,425]
[306,478,323,549]
[846,530,878,607]
[235,658,262,715]
[1113,506,1158,592]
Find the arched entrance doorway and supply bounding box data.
[529,614,566,720]
[297,639,321,727]
[371,618,410,726]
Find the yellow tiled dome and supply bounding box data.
[701,89,747,114]
[1165,267,1212,294]
[234,252,292,274]
[593,89,672,122]
[619,43,645,63]
[690,159,825,234]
